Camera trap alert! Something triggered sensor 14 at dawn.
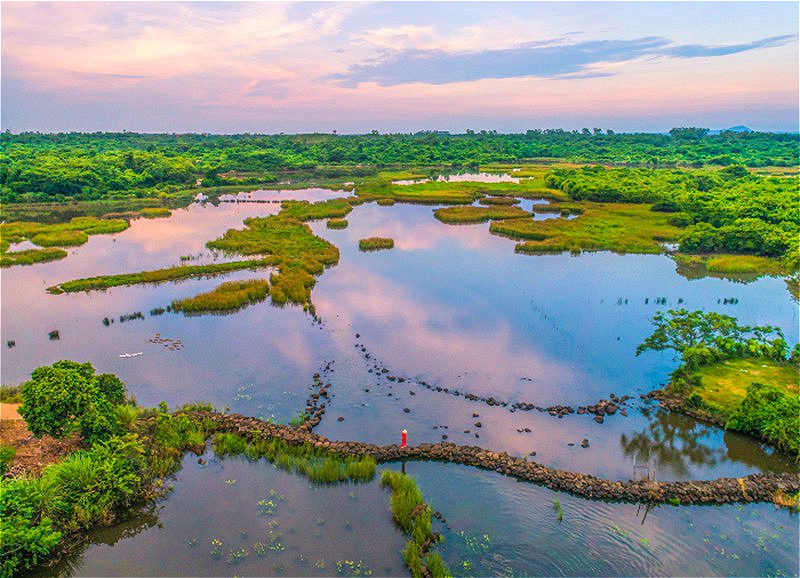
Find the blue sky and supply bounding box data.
[2,2,798,133]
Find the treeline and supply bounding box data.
[545,165,799,262]
[1,130,798,203]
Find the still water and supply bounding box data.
[4,187,798,576]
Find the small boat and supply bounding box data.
[119,352,143,358]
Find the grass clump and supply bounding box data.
[380,470,451,578]
[48,259,272,294]
[327,218,349,229]
[433,205,529,224]
[171,279,269,313]
[359,237,394,252]
[492,202,681,254]
[138,207,171,218]
[673,254,787,279]
[1,248,68,268]
[478,196,520,206]
[0,384,23,403]
[212,432,376,484]
[30,230,88,247]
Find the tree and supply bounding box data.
[636,309,786,377]
[18,361,125,444]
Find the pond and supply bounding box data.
[4,186,798,576]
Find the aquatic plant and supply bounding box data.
[433,205,528,224]
[327,218,349,229]
[212,432,376,484]
[358,237,394,252]
[49,259,273,294]
[171,279,269,314]
[380,470,450,578]
[552,498,564,522]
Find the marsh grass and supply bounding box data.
[478,197,520,206]
[358,237,394,251]
[171,279,269,313]
[1,216,129,267]
[380,470,451,578]
[493,202,681,254]
[673,254,787,279]
[433,205,528,224]
[212,432,376,484]
[138,207,172,219]
[327,218,349,229]
[48,259,273,293]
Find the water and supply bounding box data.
[5,187,798,576]
[393,172,521,185]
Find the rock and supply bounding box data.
[337,416,345,422]
[403,408,411,413]
[472,412,480,418]
[197,458,206,465]
[442,435,448,440]
[593,415,604,424]
[474,422,482,428]
[409,390,415,396]
[581,439,589,448]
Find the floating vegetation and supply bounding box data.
[336,559,373,576]
[552,498,564,523]
[257,499,277,516]
[171,279,269,314]
[327,218,349,229]
[210,538,223,559]
[358,237,394,252]
[149,307,166,316]
[7,340,16,348]
[119,311,144,323]
[212,432,376,484]
[433,205,529,224]
[48,259,273,294]
[48,330,60,340]
[225,547,249,565]
[253,541,268,556]
[380,470,450,578]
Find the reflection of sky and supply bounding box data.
[3,195,798,480]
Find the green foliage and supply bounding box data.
[0,446,16,475]
[212,432,376,484]
[49,259,273,293]
[18,361,124,444]
[171,279,269,313]
[636,309,787,371]
[552,498,564,522]
[726,382,800,455]
[0,248,68,268]
[1,131,797,205]
[358,237,394,251]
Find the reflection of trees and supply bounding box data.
[721,430,797,474]
[35,503,161,578]
[619,407,726,478]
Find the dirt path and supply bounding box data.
[1,404,82,476]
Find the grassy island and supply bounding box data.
[359,237,395,251]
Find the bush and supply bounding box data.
[18,361,123,444]
[726,382,800,455]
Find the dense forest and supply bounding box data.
[1,129,798,203]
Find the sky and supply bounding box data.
[1,1,798,134]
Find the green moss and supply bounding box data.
[493,202,681,254]
[49,259,273,294]
[171,279,269,313]
[359,237,394,251]
[327,218,349,229]
[433,205,528,224]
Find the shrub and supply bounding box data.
[726,382,800,455]
[18,361,123,444]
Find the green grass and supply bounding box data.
[673,254,788,279]
[327,218,349,229]
[171,279,269,313]
[138,207,172,218]
[478,196,520,206]
[380,470,451,578]
[48,259,273,294]
[493,202,681,254]
[693,357,798,416]
[433,205,529,224]
[1,216,129,268]
[212,432,376,484]
[1,247,68,268]
[279,198,353,221]
[359,237,394,251]
[30,230,89,247]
